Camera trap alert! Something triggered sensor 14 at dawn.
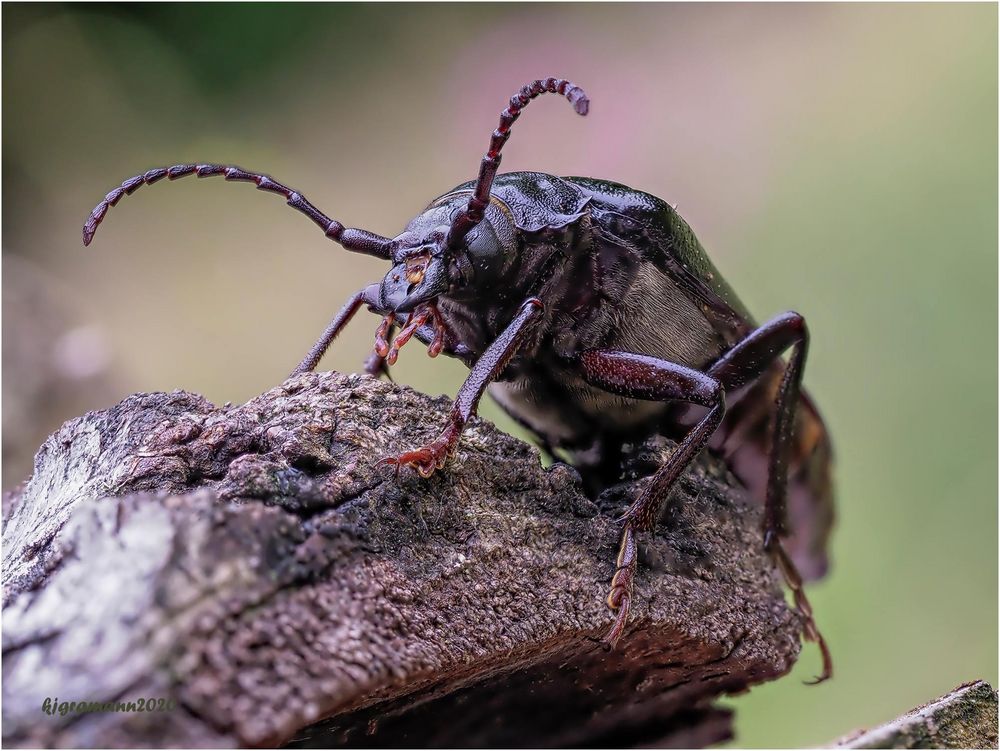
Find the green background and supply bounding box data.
[3,4,996,746]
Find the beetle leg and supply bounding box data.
[381,298,544,478]
[579,350,725,646]
[290,283,382,377]
[605,523,638,645]
[705,311,832,683]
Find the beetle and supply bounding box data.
[83,76,834,682]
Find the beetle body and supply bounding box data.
[383,172,833,580]
[83,77,833,680]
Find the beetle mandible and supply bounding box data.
[84,76,834,682]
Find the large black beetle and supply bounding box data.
[84,77,834,681]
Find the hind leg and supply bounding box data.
[706,311,831,682]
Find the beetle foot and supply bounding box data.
[379,420,462,479]
[768,537,834,684]
[603,524,638,647]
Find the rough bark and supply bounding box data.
[834,680,998,749]
[2,371,804,748]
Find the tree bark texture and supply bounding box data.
[2,371,805,748]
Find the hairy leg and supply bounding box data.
[289,283,380,377]
[706,311,831,683]
[578,350,725,645]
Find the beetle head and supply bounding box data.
[379,76,587,316]
[378,200,515,314]
[371,77,587,364]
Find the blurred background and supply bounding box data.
[3,3,996,746]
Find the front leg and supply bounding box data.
[382,298,544,477]
[578,351,726,646]
[290,283,382,377]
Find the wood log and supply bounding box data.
[2,371,804,748]
[834,680,998,750]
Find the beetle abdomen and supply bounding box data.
[603,264,725,369]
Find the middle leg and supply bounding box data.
[578,350,726,645]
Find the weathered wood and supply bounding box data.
[834,681,998,750]
[2,371,804,748]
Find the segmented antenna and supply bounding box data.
[446,78,589,250]
[82,164,394,259]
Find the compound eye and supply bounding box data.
[404,253,430,286]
